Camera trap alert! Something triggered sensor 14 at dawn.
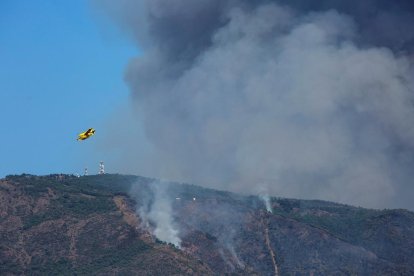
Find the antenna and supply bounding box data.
[99,161,105,175]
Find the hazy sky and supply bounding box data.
[0,0,138,176]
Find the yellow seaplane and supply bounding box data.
[77,128,95,141]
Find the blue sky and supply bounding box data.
[0,0,138,177]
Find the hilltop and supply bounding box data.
[1,174,413,275]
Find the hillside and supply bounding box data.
[1,174,413,275]
[0,174,211,275]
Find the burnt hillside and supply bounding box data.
[1,174,413,275]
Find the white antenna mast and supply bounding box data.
[99,161,105,175]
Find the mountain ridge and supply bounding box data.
[1,174,413,275]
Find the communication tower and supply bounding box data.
[99,161,105,175]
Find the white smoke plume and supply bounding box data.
[219,245,245,271]
[96,0,414,210]
[132,181,181,247]
[227,243,245,269]
[258,184,273,213]
[261,194,272,214]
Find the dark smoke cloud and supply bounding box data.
[96,0,414,210]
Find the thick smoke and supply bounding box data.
[97,0,414,210]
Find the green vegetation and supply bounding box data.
[272,197,393,244]
[0,260,20,275]
[2,173,413,275]
[59,192,116,216]
[18,174,135,229]
[28,258,73,275]
[1,174,187,275]
[23,209,62,229]
[2,174,145,219]
[73,240,151,274]
[5,173,143,197]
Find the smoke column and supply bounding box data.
[96,0,414,210]
[258,185,273,212]
[261,195,272,213]
[132,181,181,247]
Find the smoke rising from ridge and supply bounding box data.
[132,181,181,247]
[97,0,414,210]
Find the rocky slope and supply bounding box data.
[1,174,413,275]
[0,174,211,275]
